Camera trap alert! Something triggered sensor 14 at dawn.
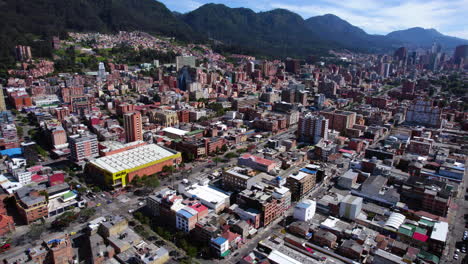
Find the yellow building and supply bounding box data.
[88,144,181,187]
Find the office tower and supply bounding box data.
[297,114,329,144]
[454,45,468,66]
[431,42,442,54]
[285,58,301,74]
[393,47,407,61]
[314,94,326,110]
[98,62,106,81]
[0,85,6,111]
[383,63,391,78]
[124,112,143,143]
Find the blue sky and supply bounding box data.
[158,0,468,39]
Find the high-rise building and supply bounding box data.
[21,142,39,164]
[124,111,143,143]
[431,42,442,54]
[297,114,329,144]
[383,63,391,78]
[320,110,356,134]
[314,93,326,110]
[393,47,407,61]
[14,45,32,61]
[97,62,106,81]
[0,85,6,111]
[405,98,442,128]
[402,80,416,94]
[285,59,301,74]
[69,134,99,162]
[454,45,468,66]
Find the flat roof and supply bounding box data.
[268,250,302,264]
[181,183,229,207]
[163,127,188,136]
[430,221,448,242]
[289,171,309,181]
[90,144,179,174]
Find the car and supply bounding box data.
[106,200,112,204]
[454,254,459,260]
[462,247,466,253]
[128,209,135,214]
[96,203,101,207]
[456,249,460,253]
[138,202,144,206]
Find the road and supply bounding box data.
[441,160,468,264]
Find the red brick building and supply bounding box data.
[177,110,190,123]
[15,187,48,224]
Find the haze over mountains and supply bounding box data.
[1,0,467,64]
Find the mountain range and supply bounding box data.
[1,0,467,66]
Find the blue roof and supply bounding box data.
[300,168,317,174]
[177,209,194,219]
[296,202,313,209]
[212,237,228,245]
[0,148,22,157]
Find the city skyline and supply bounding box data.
[159,0,468,39]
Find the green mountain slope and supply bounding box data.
[305,14,400,52]
[386,27,468,49]
[0,0,197,67]
[182,4,336,58]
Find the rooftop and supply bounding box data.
[90,144,179,174]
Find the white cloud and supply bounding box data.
[158,0,468,39]
[271,0,468,37]
[444,30,468,39]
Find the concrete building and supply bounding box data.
[293,199,316,222]
[405,98,442,128]
[211,237,230,257]
[337,170,358,189]
[149,110,179,127]
[176,203,208,232]
[339,195,363,220]
[0,85,6,111]
[223,167,262,192]
[321,110,356,134]
[178,180,230,213]
[123,111,143,143]
[237,187,291,227]
[69,134,99,162]
[297,113,329,144]
[286,171,316,201]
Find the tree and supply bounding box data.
[80,208,96,221]
[221,144,228,153]
[16,125,23,138]
[212,157,223,166]
[225,152,238,159]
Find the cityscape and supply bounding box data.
[0,1,467,264]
